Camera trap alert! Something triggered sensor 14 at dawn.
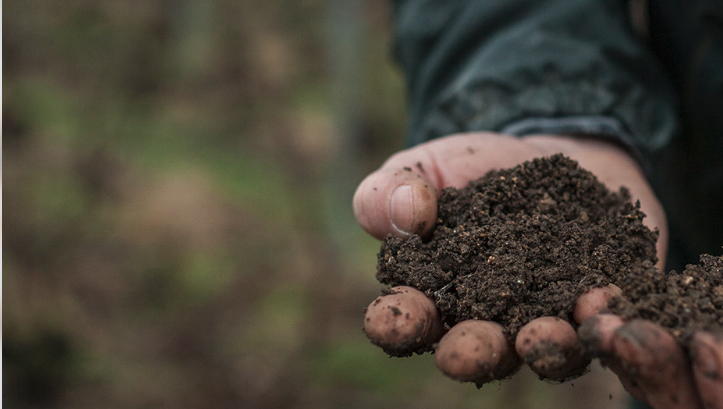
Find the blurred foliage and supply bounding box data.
[4,1,626,408]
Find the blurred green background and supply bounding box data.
[3,1,626,408]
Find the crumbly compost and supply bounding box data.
[376,154,659,344]
[608,255,723,345]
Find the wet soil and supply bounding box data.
[376,154,659,342]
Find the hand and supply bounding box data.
[354,132,714,398]
[580,315,723,409]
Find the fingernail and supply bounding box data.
[692,338,720,380]
[613,331,645,368]
[577,317,603,355]
[390,185,414,235]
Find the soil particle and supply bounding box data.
[376,155,659,348]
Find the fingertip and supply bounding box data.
[691,331,723,408]
[573,284,623,324]
[691,331,723,379]
[515,317,578,356]
[610,321,703,408]
[515,317,589,380]
[610,324,649,369]
[363,286,442,356]
[352,172,383,238]
[353,168,437,240]
[434,320,519,386]
[577,314,625,356]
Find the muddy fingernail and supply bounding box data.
[612,330,645,368]
[390,185,414,235]
[692,338,721,380]
[577,314,624,356]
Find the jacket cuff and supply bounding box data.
[500,115,648,173]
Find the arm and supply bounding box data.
[392,0,677,163]
[356,1,723,407]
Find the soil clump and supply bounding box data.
[376,154,659,349]
[608,254,723,345]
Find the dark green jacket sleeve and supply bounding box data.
[392,0,678,168]
[391,0,723,270]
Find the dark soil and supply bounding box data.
[608,255,723,345]
[376,154,659,345]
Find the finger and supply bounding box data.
[515,317,590,380]
[691,332,723,409]
[353,167,438,239]
[577,314,648,401]
[611,320,704,409]
[363,286,443,356]
[577,313,625,355]
[603,355,649,403]
[573,284,623,324]
[434,320,520,387]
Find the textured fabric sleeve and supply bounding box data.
[391,0,679,171]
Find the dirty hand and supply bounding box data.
[355,132,665,382]
[580,314,723,409]
[355,132,713,406]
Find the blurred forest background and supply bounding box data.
[4,1,626,408]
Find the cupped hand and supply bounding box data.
[356,132,695,392]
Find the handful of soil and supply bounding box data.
[376,154,659,341]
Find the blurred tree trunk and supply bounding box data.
[325,0,365,251]
[166,0,214,84]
